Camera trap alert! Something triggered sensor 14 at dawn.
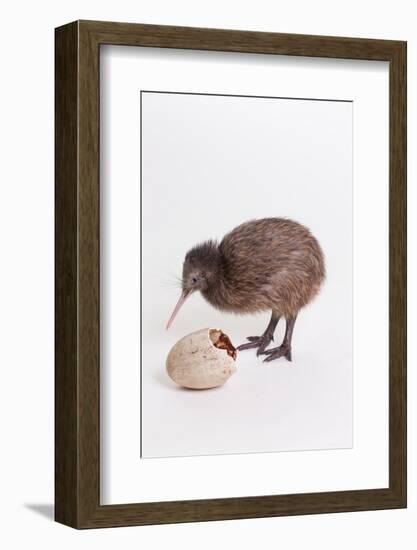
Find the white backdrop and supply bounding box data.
[1,1,416,549]
[140,91,353,458]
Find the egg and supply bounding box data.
[166,328,237,389]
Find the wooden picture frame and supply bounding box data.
[55,20,407,529]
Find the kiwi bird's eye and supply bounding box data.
[192,277,198,284]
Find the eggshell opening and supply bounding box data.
[209,329,237,360]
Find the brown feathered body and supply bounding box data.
[196,218,325,317]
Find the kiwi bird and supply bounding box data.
[166,218,325,362]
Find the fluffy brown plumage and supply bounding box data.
[167,218,325,362]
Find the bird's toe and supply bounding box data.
[259,348,273,355]
[237,335,273,353]
[236,341,261,351]
[262,345,292,362]
[256,342,271,356]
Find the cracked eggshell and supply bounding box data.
[166,328,237,389]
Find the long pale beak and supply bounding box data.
[166,290,193,330]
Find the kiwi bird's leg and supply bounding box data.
[236,312,280,356]
[261,315,297,362]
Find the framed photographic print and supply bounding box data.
[55,20,407,528]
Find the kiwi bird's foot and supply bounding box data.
[261,344,292,363]
[236,334,274,356]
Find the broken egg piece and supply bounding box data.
[166,328,237,389]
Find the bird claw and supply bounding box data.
[237,332,291,362]
[237,334,273,355]
[247,335,274,343]
[261,345,292,363]
[236,341,262,351]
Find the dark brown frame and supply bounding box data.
[55,20,407,529]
